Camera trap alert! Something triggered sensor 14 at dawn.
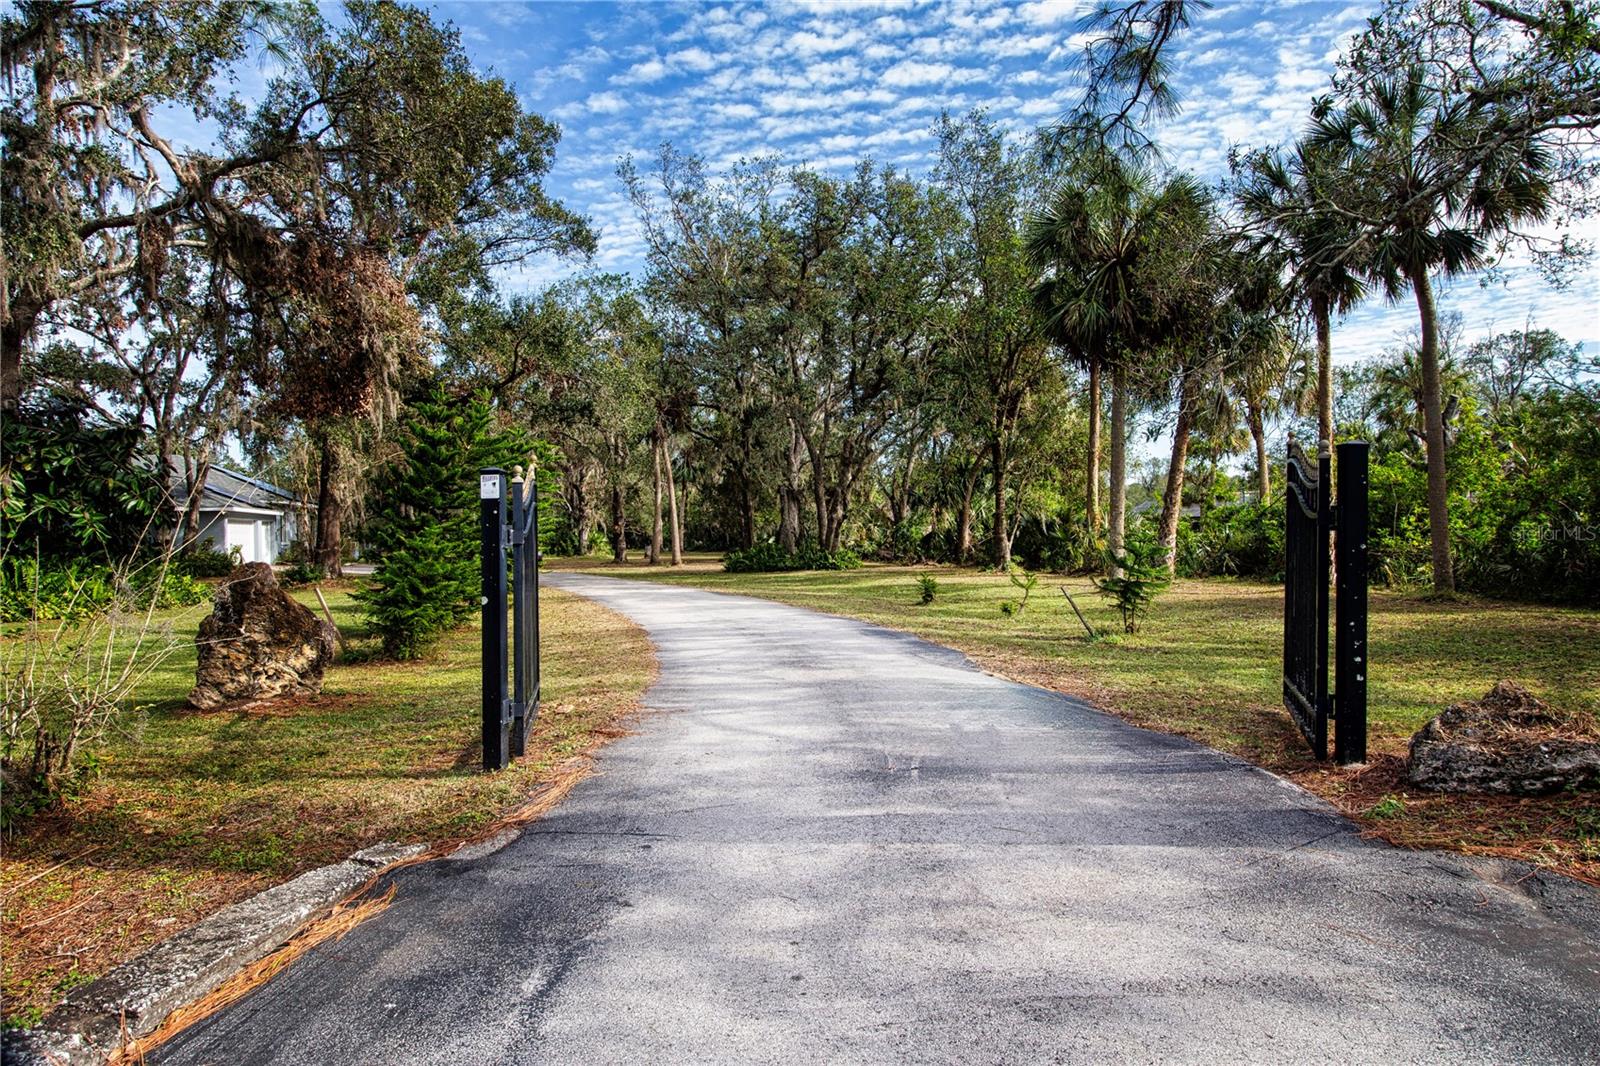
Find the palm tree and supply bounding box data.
[1026,153,1162,569]
[1135,175,1219,574]
[1235,140,1366,449]
[1027,177,1110,540]
[1312,67,1553,593]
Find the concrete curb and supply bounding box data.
[3,841,426,1066]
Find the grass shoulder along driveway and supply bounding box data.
[551,553,1600,885]
[1,582,654,1029]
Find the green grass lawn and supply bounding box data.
[1,581,653,1027]
[553,553,1600,880]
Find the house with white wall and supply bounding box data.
[172,463,306,565]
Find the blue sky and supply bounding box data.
[421,0,1597,367]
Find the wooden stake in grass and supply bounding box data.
[1060,587,1097,639]
[312,586,350,655]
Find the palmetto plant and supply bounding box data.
[1310,66,1554,593]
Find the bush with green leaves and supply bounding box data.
[873,520,925,562]
[176,547,237,578]
[0,557,206,621]
[915,573,939,605]
[0,398,171,564]
[357,386,535,659]
[137,567,209,610]
[278,562,324,589]
[0,557,115,622]
[1176,501,1284,580]
[723,542,863,573]
[1011,512,1095,574]
[1094,531,1172,633]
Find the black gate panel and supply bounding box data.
[1282,436,1330,759]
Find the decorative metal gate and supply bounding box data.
[480,465,540,771]
[1282,436,1369,764]
[1283,437,1330,757]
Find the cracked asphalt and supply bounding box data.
[156,573,1600,1065]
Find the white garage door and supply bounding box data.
[225,519,261,563]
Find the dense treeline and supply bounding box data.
[4,0,1598,609]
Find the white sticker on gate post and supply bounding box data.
[480,474,501,499]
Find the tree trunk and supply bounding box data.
[1247,398,1270,501]
[738,419,757,550]
[1108,363,1128,576]
[1086,350,1102,538]
[663,439,683,565]
[1313,291,1334,448]
[781,423,804,554]
[739,480,755,550]
[1,311,35,414]
[610,481,627,563]
[573,473,593,556]
[804,433,831,554]
[648,432,664,565]
[992,438,1010,570]
[1411,268,1454,594]
[956,465,978,564]
[152,432,178,555]
[180,447,212,550]
[315,436,344,578]
[1156,372,1195,575]
[678,469,691,555]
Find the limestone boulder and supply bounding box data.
[1406,681,1600,795]
[188,563,337,710]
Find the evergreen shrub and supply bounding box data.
[357,386,536,659]
[723,542,863,573]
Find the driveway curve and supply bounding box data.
[156,573,1599,1065]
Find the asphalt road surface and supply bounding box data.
[156,573,1600,1065]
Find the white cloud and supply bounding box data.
[585,91,628,114]
[787,27,865,55]
[881,60,980,88]
[1015,0,1084,26]
[668,46,719,72]
[710,101,761,121]
[986,31,1057,58]
[614,57,669,85]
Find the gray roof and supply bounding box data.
[171,460,302,514]
[1130,500,1203,518]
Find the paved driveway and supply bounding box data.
[156,573,1600,1065]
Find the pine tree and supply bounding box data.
[1093,529,1172,633]
[358,386,530,659]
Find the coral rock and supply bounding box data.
[1407,681,1600,795]
[188,564,336,710]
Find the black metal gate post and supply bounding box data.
[480,467,511,770]
[1334,441,1369,764]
